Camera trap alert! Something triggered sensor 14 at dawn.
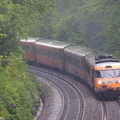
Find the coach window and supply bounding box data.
[46,50,48,57]
[25,45,27,49]
[54,52,57,60]
[25,45,27,50]
[51,51,53,58]
[43,49,45,56]
[47,50,50,57]
[49,51,52,58]
[39,48,42,55]
[57,52,59,60]
[46,50,48,56]
[41,49,43,55]
[38,48,39,54]
[26,45,28,51]
[64,55,67,61]
[37,48,40,55]
[42,49,44,56]
[68,56,71,63]
[52,52,55,59]
[22,45,25,50]
[53,52,55,59]
[44,49,46,56]
[44,49,47,56]
[23,45,25,50]
[41,48,42,55]
[39,48,41,55]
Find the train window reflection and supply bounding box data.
[116,69,120,77]
[104,70,114,78]
[95,69,120,78]
[95,70,104,78]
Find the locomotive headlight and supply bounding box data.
[118,80,120,83]
[98,81,102,84]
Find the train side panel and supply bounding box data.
[64,50,85,79]
[20,40,36,62]
[64,46,94,87]
[35,44,64,69]
[35,41,70,70]
[84,59,94,88]
[20,37,41,63]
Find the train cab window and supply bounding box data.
[95,70,115,78]
[104,70,115,78]
[95,70,104,78]
[116,69,120,77]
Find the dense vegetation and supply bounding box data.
[38,0,120,59]
[0,0,55,55]
[0,0,54,119]
[0,54,40,119]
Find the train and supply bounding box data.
[20,37,120,98]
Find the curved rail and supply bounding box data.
[28,66,84,120]
[101,101,107,120]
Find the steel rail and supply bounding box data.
[101,101,107,120]
[28,66,84,120]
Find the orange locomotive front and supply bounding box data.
[93,56,120,96]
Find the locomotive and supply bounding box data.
[20,37,120,98]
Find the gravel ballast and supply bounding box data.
[36,76,63,120]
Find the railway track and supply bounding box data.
[28,65,120,120]
[28,65,85,120]
[101,101,107,120]
[102,100,120,120]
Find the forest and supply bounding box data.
[0,0,120,119]
[38,0,120,58]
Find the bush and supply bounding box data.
[0,54,40,120]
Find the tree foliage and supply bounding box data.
[84,0,120,56]
[39,0,120,58]
[0,0,55,55]
[0,54,41,120]
[0,1,55,119]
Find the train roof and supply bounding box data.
[35,39,71,48]
[85,53,97,66]
[85,52,119,66]
[20,37,41,42]
[64,45,93,56]
[65,45,119,66]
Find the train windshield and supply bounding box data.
[104,70,114,78]
[95,70,104,78]
[116,69,120,77]
[95,69,120,78]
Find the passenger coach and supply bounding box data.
[20,37,41,62]
[34,39,71,70]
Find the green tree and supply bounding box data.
[0,54,41,119]
[0,0,55,55]
[84,0,120,57]
[40,0,120,58]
